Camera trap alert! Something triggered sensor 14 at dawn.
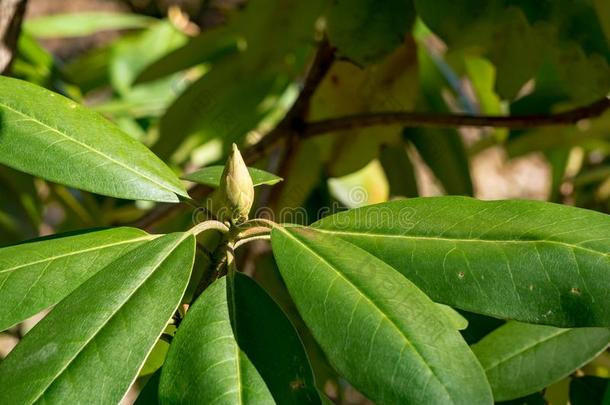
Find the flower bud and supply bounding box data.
[214,143,254,225]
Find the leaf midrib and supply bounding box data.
[29,234,187,404]
[479,329,570,372]
[312,228,610,258]
[0,101,183,198]
[0,234,157,275]
[278,227,456,404]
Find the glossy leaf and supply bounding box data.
[271,226,493,404]
[313,197,610,327]
[472,322,610,401]
[24,12,153,38]
[231,272,321,404]
[0,227,155,331]
[0,232,195,403]
[327,0,416,66]
[183,165,282,188]
[0,76,188,202]
[159,276,274,404]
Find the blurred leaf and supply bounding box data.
[135,369,161,405]
[110,20,187,95]
[327,0,415,65]
[24,12,154,38]
[0,232,195,403]
[62,42,114,93]
[406,41,472,195]
[136,27,239,83]
[473,321,610,401]
[184,165,282,188]
[157,0,324,161]
[379,143,418,198]
[271,226,493,404]
[414,0,610,101]
[0,167,40,246]
[313,197,610,327]
[0,227,154,331]
[310,40,419,177]
[406,128,473,195]
[0,76,188,202]
[159,276,275,403]
[570,376,610,405]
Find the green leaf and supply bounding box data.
[230,272,321,404]
[0,232,195,403]
[110,20,187,95]
[570,376,610,405]
[159,276,274,404]
[0,227,155,332]
[312,197,610,327]
[271,226,493,404]
[135,369,161,405]
[414,0,610,101]
[156,0,324,161]
[24,12,153,38]
[135,27,239,84]
[379,143,418,198]
[327,0,416,66]
[436,303,469,330]
[406,129,473,195]
[472,322,610,401]
[0,76,188,202]
[183,165,282,188]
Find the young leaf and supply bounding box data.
[0,232,195,404]
[472,322,610,401]
[24,12,153,38]
[183,165,282,188]
[159,276,275,404]
[313,197,610,327]
[271,226,493,404]
[0,227,156,331]
[0,76,188,202]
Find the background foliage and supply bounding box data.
[1,0,610,404]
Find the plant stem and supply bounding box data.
[302,96,610,135]
[189,220,230,236]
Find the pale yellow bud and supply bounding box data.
[215,143,254,224]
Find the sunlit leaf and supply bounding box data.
[313,197,610,327]
[271,226,493,404]
[24,12,153,38]
[0,227,155,331]
[0,76,188,202]
[473,322,610,401]
[0,232,195,403]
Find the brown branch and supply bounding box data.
[303,96,610,137]
[0,0,28,74]
[133,40,610,231]
[133,39,335,231]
